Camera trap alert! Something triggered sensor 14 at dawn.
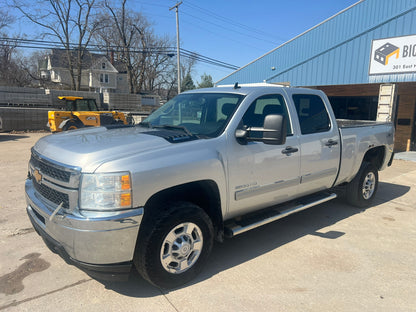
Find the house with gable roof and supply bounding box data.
[43,49,129,93]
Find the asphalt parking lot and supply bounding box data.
[0,132,415,312]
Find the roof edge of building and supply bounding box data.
[216,0,364,85]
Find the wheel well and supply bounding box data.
[144,180,224,240]
[363,146,385,170]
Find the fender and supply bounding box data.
[59,116,82,129]
[58,119,70,129]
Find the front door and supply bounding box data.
[226,93,301,218]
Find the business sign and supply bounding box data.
[369,34,416,75]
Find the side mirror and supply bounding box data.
[262,114,287,145]
[235,114,287,145]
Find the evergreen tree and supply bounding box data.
[197,73,214,88]
[181,73,196,91]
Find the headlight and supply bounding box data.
[80,172,132,210]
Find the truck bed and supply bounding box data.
[336,119,390,128]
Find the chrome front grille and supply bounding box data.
[33,178,70,208]
[29,149,81,210]
[30,154,71,183]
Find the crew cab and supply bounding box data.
[25,84,394,288]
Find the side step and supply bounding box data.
[224,192,337,238]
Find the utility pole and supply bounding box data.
[170,1,182,94]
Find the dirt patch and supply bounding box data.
[0,253,50,295]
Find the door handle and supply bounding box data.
[325,139,338,147]
[282,146,299,155]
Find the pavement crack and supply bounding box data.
[159,288,180,312]
[0,278,92,310]
[7,228,35,237]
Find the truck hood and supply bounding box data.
[33,126,175,172]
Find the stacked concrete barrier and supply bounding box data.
[0,107,49,131]
[46,89,101,108]
[0,87,159,131]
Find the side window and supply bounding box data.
[242,94,292,136]
[76,100,89,111]
[88,99,98,111]
[292,94,330,135]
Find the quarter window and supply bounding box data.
[292,94,330,135]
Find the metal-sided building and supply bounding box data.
[217,0,416,152]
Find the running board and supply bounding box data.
[224,192,337,238]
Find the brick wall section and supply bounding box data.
[0,108,49,131]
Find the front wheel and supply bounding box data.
[62,120,83,131]
[346,162,379,208]
[134,202,214,289]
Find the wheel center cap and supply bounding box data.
[180,243,191,255]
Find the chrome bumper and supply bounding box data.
[25,179,143,266]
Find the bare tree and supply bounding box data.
[20,50,55,88]
[98,0,151,93]
[0,10,31,86]
[12,0,100,90]
[0,9,14,30]
[95,1,183,95]
[180,53,197,84]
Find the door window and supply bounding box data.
[242,94,292,137]
[292,94,330,135]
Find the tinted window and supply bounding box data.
[242,94,292,137]
[292,94,330,135]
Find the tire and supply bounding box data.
[134,201,214,289]
[346,162,379,208]
[62,120,83,131]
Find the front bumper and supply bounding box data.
[25,179,143,280]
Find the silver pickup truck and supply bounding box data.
[25,84,394,288]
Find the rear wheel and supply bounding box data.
[346,162,379,208]
[134,201,214,289]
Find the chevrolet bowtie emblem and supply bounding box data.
[33,168,43,184]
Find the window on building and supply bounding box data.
[292,94,331,135]
[100,74,109,84]
[102,62,106,69]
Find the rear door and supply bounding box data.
[290,91,340,195]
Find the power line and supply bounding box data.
[0,37,239,70]
[178,14,275,52]
[180,10,279,46]
[182,2,287,44]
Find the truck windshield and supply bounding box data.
[141,93,245,138]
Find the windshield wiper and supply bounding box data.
[152,124,194,137]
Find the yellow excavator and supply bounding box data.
[48,96,127,133]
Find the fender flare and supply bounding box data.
[58,117,83,129]
[58,119,70,129]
